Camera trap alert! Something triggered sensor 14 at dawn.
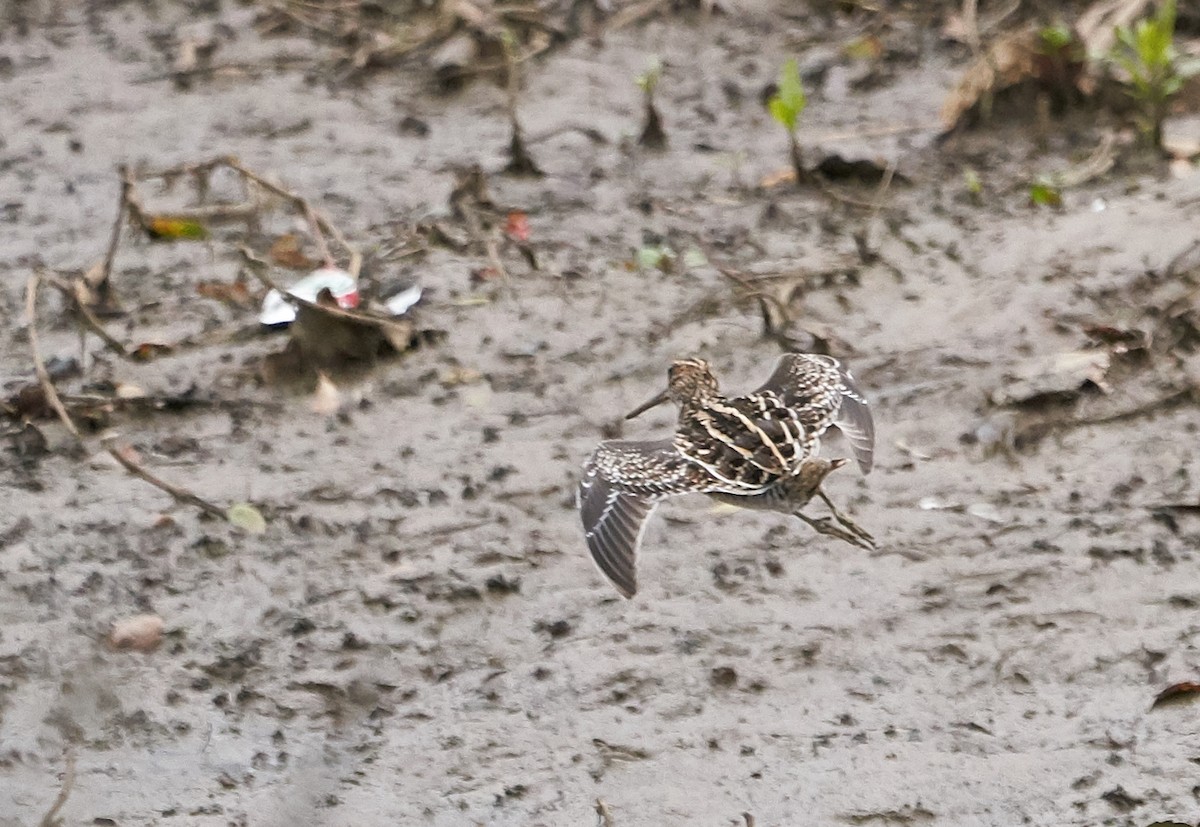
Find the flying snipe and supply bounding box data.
[578,354,875,598]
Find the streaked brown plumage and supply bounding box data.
[578,353,875,598]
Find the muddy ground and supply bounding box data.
[3,1,1200,825]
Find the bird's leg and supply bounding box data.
[816,488,874,548]
[794,488,875,550]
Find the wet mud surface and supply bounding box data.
[3,2,1200,825]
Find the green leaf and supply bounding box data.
[145,216,208,240]
[227,502,267,534]
[962,167,983,197]
[768,98,792,131]
[1028,180,1062,208]
[1038,24,1073,52]
[768,58,806,133]
[636,245,675,272]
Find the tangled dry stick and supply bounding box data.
[24,270,227,520]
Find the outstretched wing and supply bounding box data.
[754,353,875,474]
[577,439,707,598]
[829,362,874,474]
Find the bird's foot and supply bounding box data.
[796,513,875,550]
[795,488,875,550]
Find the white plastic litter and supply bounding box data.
[258,267,360,327]
[384,284,423,316]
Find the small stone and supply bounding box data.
[109,614,164,652]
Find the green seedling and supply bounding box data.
[636,244,675,273]
[636,57,667,149]
[962,167,983,202]
[1028,177,1063,208]
[767,58,808,183]
[1110,0,1200,149]
[1036,23,1085,107]
[1039,23,1074,52]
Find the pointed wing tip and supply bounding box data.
[612,579,637,599]
[578,469,651,601]
[586,537,639,599]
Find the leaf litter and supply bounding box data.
[7,156,438,533]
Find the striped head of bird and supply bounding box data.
[625,358,719,420]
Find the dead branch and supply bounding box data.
[102,436,227,519]
[130,156,362,276]
[24,273,83,443]
[605,0,670,31]
[101,170,132,289]
[226,157,365,274]
[41,271,130,359]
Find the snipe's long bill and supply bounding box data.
[577,353,875,598]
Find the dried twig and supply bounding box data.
[102,436,226,519]
[605,0,670,31]
[500,32,541,177]
[38,750,76,827]
[241,246,396,328]
[225,156,365,274]
[131,156,362,276]
[41,271,130,359]
[24,273,83,443]
[102,169,133,288]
